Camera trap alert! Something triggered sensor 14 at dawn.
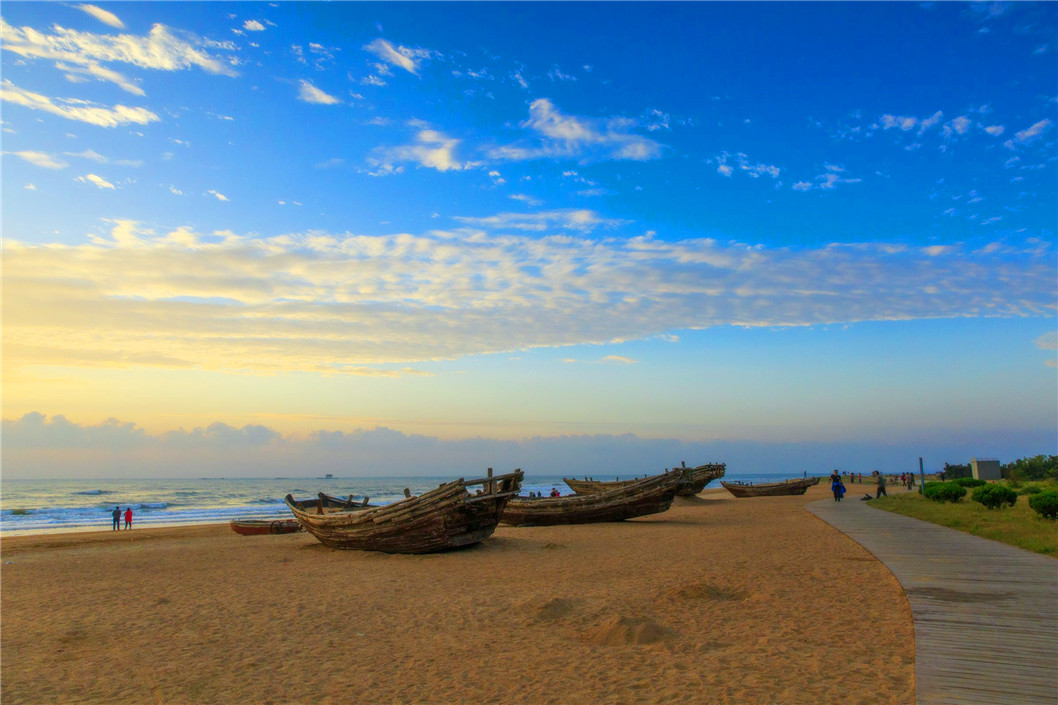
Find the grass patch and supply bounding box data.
[870,482,1058,556]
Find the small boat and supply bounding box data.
[563,461,726,497]
[229,518,302,535]
[285,470,523,554]
[500,468,683,526]
[720,477,820,498]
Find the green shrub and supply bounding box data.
[924,482,967,503]
[1020,486,1043,496]
[971,484,1018,510]
[1002,455,1058,482]
[1028,491,1058,520]
[954,478,987,488]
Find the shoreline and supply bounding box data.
[1,483,914,704]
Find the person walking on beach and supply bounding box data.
[123,507,133,530]
[112,506,121,530]
[874,471,887,499]
[829,470,845,502]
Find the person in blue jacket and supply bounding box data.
[829,470,846,502]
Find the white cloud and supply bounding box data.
[169,185,183,195]
[1036,332,1057,351]
[207,189,229,201]
[489,98,663,163]
[7,150,69,169]
[243,20,265,32]
[509,193,543,207]
[76,4,125,29]
[25,183,37,190]
[793,169,862,192]
[984,125,1005,136]
[75,173,115,189]
[1014,119,1052,144]
[3,223,1053,375]
[1,79,159,127]
[297,80,341,105]
[600,355,638,364]
[65,148,143,167]
[451,209,626,233]
[363,38,420,75]
[714,151,780,180]
[368,129,471,174]
[0,19,239,97]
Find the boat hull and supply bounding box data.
[564,463,725,497]
[502,469,682,526]
[230,519,302,536]
[285,471,522,554]
[720,477,820,498]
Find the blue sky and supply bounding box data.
[2,2,1055,478]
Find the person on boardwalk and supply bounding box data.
[829,470,845,502]
[112,506,121,531]
[874,471,887,498]
[123,507,133,530]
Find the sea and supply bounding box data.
[0,472,818,536]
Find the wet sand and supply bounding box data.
[1,483,914,705]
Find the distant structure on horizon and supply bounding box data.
[971,458,1001,481]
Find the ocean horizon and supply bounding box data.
[0,471,819,536]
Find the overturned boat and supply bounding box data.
[229,518,302,535]
[284,470,523,554]
[501,468,683,526]
[720,477,820,498]
[564,461,726,497]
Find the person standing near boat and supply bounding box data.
[124,507,133,530]
[112,506,121,531]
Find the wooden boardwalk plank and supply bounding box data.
[807,499,1057,705]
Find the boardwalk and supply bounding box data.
[807,499,1057,705]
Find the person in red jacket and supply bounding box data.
[124,507,133,530]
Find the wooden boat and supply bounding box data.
[563,461,726,497]
[500,468,683,526]
[229,518,302,535]
[720,477,820,498]
[284,470,523,554]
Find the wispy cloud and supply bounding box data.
[76,4,125,29]
[713,151,780,179]
[207,189,229,201]
[6,150,69,169]
[0,18,238,97]
[243,20,265,32]
[4,221,1052,374]
[363,38,423,75]
[1011,119,1052,145]
[489,98,664,163]
[368,128,472,174]
[451,209,626,233]
[75,173,115,189]
[297,80,341,105]
[1,79,159,127]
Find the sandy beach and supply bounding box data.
[1,483,914,705]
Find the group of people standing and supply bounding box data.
[829,469,914,502]
[111,506,133,530]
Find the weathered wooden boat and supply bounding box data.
[284,470,523,554]
[500,468,683,526]
[720,477,820,498]
[229,518,302,535]
[563,461,726,497]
